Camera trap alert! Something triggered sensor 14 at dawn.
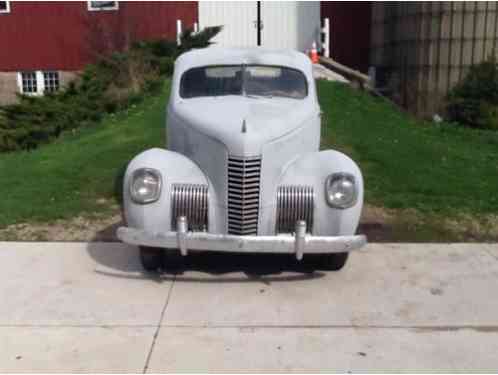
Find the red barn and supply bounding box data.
[0,1,372,104]
[320,1,372,73]
[0,1,197,104]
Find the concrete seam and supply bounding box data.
[0,324,161,328]
[142,275,176,374]
[1,324,497,331]
[155,324,498,331]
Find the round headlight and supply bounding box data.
[130,168,162,204]
[325,173,357,209]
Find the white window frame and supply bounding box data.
[43,71,60,93]
[17,72,43,96]
[0,1,11,14]
[17,71,61,96]
[87,1,119,11]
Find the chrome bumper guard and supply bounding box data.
[117,217,367,260]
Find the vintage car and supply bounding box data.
[117,47,366,271]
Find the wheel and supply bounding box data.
[305,252,349,271]
[139,246,164,272]
[322,252,349,271]
[162,250,186,273]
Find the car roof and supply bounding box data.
[174,47,313,78]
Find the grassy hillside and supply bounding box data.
[1,79,497,241]
[0,83,169,228]
[318,80,498,217]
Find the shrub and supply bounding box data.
[178,26,223,53]
[0,26,222,152]
[447,56,498,130]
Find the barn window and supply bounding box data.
[0,1,10,14]
[43,72,60,93]
[17,71,61,95]
[87,1,118,11]
[20,72,38,94]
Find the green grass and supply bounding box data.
[318,80,498,216]
[0,82,169,228]
[1,79,497,241]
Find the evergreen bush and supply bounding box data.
[0,26,222,152]
[447,56,498,130]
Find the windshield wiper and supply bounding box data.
[245,93,273,99]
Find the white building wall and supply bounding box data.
[260,2,321,52]
[198,2,258,48]
[198,2,321,52]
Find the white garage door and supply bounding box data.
[260,2,320,51]
[198,2,320,52]
[198,2,258,48]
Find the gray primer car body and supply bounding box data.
[118,47,366,259]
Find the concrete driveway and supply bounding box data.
[0,242,497,372]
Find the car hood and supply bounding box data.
[170,96,318,156]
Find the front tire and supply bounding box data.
[139,246,164,272]
[162,250,185,273]
[306,252,349,271]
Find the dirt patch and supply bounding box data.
[3,205,392,242]
[442,213,498,241]
[359,204,498,242]
[358,205,396,241]
[1,204,496,243]
[0,213,122,242]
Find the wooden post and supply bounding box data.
[319,56,371,89]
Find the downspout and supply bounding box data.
[257,1,261,46]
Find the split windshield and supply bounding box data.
[180,65,308,99]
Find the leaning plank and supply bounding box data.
[319,57,371,89]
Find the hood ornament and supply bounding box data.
[241,119,247,133]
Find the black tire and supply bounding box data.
[162,250,186,273]
[139,246,164,272]
[306,252,349,271]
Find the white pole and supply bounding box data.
[193,22,199,34]
[322,18,330,58]
[176,19,182,46]
[368,66,376,88]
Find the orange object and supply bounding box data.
[310,41,319,64]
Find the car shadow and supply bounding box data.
[87,223,326,284]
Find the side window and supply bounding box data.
[18,71,61,95]
[87,1,119,11]
[0,1,10,14]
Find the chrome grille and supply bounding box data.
[227,156,262,235]
[276,185,314,233]
[171,184,208,231]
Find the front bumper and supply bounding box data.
[117,218,367,260]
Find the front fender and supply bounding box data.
[123,148,218,233]
[275,150,364,236]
